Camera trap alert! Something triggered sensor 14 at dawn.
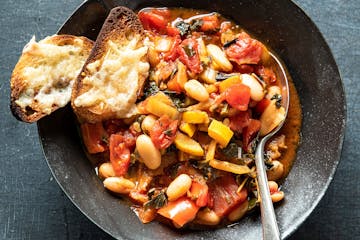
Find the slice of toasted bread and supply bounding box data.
[71,6,149,123]
[10,34,94,123]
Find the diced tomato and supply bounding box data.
[136,207,157,224]
[225,32,264,65]
[149,115,178,149]
[242,119,261,152]
[208,175,248,217]
[157,197,200,227]
[255,98,271,114]
[225,83,251,111]
[138,11,168,33]
[177,38,202,74]
[167,76,182,93]
[254,65,277,84]
[166,26,181,37]
[80,122,107,154]
[163,36,181,61]
[188,181,209,207]
[229,110,251,133]
[109,134,131,176]
[200,14,220,32]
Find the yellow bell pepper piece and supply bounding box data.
[218,75,241,93]
[208,119,234,147]
[209,159,251,175]
[205,140,217,162]
[146,97,179,120]
[179,122,196,137]
[182,111,209,124]
[174,132,204,157]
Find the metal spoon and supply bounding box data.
[255,52,289,240]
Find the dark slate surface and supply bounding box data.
[0,0,358,239]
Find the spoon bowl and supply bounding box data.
[255,52,290,240]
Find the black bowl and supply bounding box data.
[37,0,346,239]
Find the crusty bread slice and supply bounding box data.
[71,6,149,123]
[10,34,94,123]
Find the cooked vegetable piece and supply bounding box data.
[148,115,178,150]
[174,132,204,156]
[225,32,264,65]
[208,119,234,147]
[208,175,248,217]
[182,110,209,124]
[242,119,261,152]
[177,38,202,74]
[188,181,209,207]
[166,174,192,201]
[145,97,179,120]
[218,75,241,93]
[157,196,200,227]
[206,44,233,72]
[209,159,251,174]
[80,122,107,154]
[225,84,251,111]
[136,134,162,169]
[138,10,169,33]
[109,134,132,176]
[179,122,196,137]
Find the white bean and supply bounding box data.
[141,115,157,134]
[195,209,220,225]
[136,134,161,169]
[103,177,135,194]
[241,74,265,101]
[267,160,284,181]
[206,44,233,72]
[98,162,115,179]
[259,101,285,136]
[266,86,281,99]
[184,79,209,102]
[228,200,249,222]
[166,174,192,201]
[271,191,285,203]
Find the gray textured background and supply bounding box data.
[0,0,359,239]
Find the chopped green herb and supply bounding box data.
[144,190,167,209]
[190,19,203,31]
[247,198,258,211]
[143,81,159,98]
[221,142,239,159]
[163,129,173,136]
[101,136,108,144]
[271,94,282,108]
[216,72,238,81]
[175,21,190,36]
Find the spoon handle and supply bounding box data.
[255,137,281,240]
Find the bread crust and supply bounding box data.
[71,6,147,123]
[10,34,93,123]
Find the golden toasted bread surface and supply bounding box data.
[10,34,93,122]
[71,6,149,123]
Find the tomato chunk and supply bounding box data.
[138,11,168,33]
[225,83,251,111]
[208,175,248,217]
[200,14,220,32]
[177,38,202,74]
[229,110,251,133]
[188,181,209,207]
[80,122,107,154]
[225,32,264,65]
[242,119,261,152]
[163,36,181,61]
[157,197,200,227]
[149,115,178,149]
[109,134,131,176]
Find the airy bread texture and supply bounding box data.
[10,34,94,123]
[71,6,150,123]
